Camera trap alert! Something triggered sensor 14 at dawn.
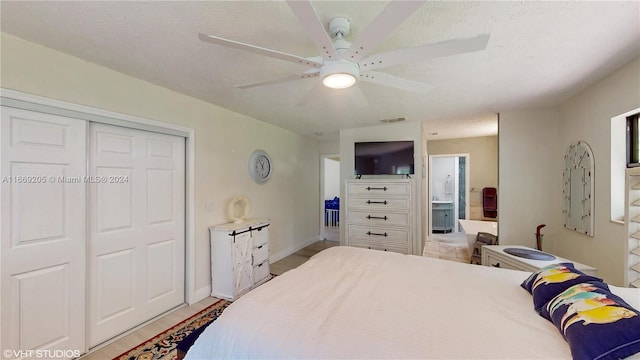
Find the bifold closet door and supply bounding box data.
[1,107,87,356]
[88,123,185,346]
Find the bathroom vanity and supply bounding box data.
[432,201,454,232]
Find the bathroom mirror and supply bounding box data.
[563,141,594,236]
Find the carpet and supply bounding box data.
[112,299,231,360]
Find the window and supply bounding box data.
[612,108,640,222]
[627,113,640,167]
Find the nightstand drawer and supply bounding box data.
[484,253,522,271]
[253,261,269,282]
[253,243,269,265]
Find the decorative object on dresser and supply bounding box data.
[227,195,251,224]
[345,179,415,254]
[210,219,271,301]
[481,245,597,276]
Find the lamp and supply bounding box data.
[320,59,360,89]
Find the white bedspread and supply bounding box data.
[186,246,631,359]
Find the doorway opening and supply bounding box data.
[428,154,469,236]
[320,154,340,242]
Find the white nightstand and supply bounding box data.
[481,245,598,276]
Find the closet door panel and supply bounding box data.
[89,123,185,347]
[1,107,86,358]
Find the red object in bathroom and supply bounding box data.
[483,187,497,218]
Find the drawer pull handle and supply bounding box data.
[366,200,388,205]
[366,186,388,191]
[492,263,500,268]
[367,231,388,237]
[367,215,388,220]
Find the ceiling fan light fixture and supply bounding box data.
[323,73,357,89]
[320,60,360,89]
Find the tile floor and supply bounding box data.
[423,231,470,263]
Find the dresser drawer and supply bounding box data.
[350,243,409,255]
[253,261,269,282]
[252,243,269,265]
[347,197,410,210]
[348,182,410,196]
[348,209,409,227]
[348,225,409,247]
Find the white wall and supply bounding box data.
[499,56,640,286]
[431,157,456,201]
[339,122,424,253]
[499,108,563,251]
[324,158,340,200]
[555,56,640,286]
[0,33,321,298]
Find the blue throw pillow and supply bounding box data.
[520,263,603,312]
[541,283,640,360]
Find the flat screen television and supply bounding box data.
[354,141,414,175]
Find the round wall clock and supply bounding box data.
[248,149,272,184]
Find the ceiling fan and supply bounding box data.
[198,0,489,108]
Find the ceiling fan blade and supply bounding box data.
[347,86,368,108]
[286,0,338,60]
[361,70,433,94]
[295,83,325,108]
[238,70,319,89]
[359,34,490,70]
[343,1,425,63]
[198,33,322,68]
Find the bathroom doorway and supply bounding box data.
[428,154,470,236]
[320,154,340,242]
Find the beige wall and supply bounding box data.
[555,56,640,286]
[499,57,640,286]
[0,33,321,297]
[427,136,498,220]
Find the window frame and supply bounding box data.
[627,113,640,168]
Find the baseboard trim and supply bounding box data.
[270,235,320,263]
[190,284,212,305]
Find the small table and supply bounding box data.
[481,245,598,276]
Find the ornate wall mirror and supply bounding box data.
[563,141,594,236]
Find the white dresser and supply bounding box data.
[345,179,414,254]
[210,219,271,301]
[481,245,598,276]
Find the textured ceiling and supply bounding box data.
[1,1,639,140]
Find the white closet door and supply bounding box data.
[1,107,86,357]
[88,123,185,346]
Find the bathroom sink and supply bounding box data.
[503,248,556,261]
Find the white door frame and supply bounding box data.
[0,88,198,306]
[319,154,340,241]
[427,153,470,237]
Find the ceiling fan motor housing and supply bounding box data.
[329,17,351,38]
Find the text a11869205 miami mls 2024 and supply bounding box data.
[1,175,129,184]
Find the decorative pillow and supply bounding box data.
[541,282,640,360]
[520,263,604,311]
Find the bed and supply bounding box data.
[185,246,640,359]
